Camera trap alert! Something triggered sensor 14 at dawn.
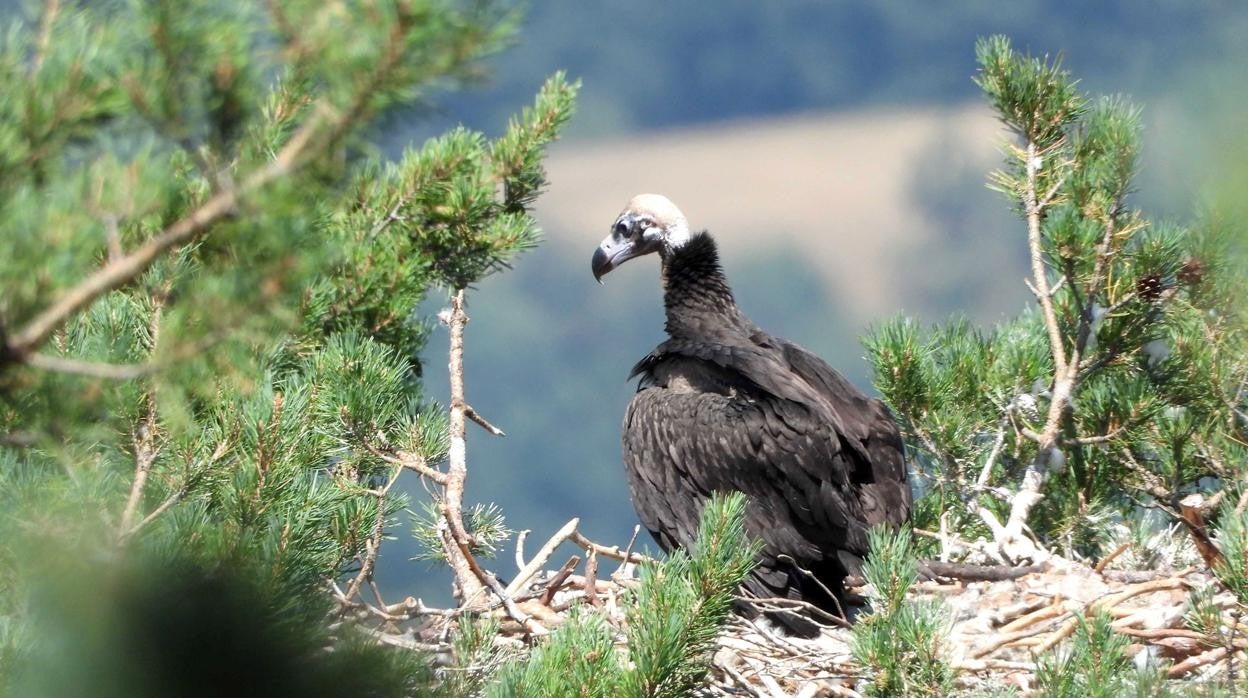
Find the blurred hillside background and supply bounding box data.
[31,1,1240,603]
[381,1,1248,603]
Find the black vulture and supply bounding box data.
[592,193,911,630]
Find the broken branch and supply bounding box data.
[465,404,506,436]
[505,518,580,597]
[569,529,653,565]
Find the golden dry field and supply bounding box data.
[536,103,1013,318]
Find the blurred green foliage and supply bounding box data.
[0,1,578,694]
[11,553,438,698]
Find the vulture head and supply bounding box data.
[592,193,691,282]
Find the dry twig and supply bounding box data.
[920,560,1050,583]
[505,518,580,597]
[1094,542,1130,573]
[569,529,653,564]
[537,556,581,606]
[1169,647,1232,678]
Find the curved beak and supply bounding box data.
[592,228,640,283]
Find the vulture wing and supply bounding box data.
[623,333,894,609]
[768,336,912,528]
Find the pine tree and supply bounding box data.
[865,36,1248,565]
[0,1,579,694]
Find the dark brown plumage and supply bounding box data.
[593,194,911,631]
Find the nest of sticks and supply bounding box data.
[704,563,1229,697]
[345,514,1243,698]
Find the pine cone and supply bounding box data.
[1178,257,1206,288]
[1136,273,1165,301]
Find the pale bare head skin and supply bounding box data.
[592,193,692,281]
[620,193,689,241]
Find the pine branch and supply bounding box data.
[118,287,168,536]
[2,106,329,367]
[25,353,152,379]
[361,438,448,485]
[1026,141,1070,377]
[120,435,228,543]
[344,467,398,603]
[981,46,1141,562]
[25,332,225,380]
[4,6,441,371]
[997,200,1127,559]
[119,394,159,535]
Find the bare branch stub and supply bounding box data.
[569,529,653,565]
[465,404,506,437]
[613,524,643,579]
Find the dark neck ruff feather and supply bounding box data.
[661,232,752,339]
